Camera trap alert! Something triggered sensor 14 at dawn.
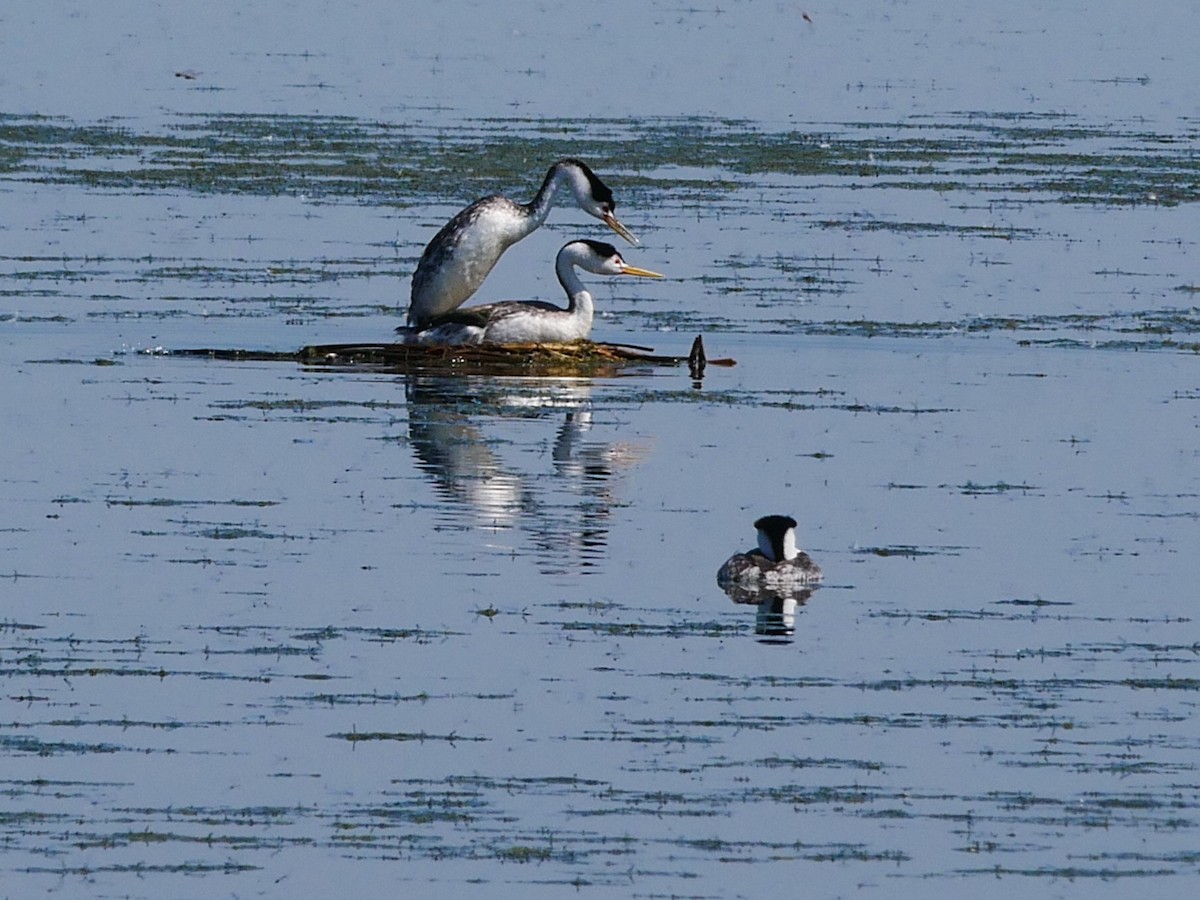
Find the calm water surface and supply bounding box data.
[2,2,1200,898]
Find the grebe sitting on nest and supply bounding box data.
[408,239,662,346]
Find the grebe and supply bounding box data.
[410,239,662,346]
[717,515,823,589]
[407,159,639,328]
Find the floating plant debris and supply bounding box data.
[164,336,735,377]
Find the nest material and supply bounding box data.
[304,336,725,374]
[174,336,729,378]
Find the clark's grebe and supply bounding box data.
[407,159,638,328]
[717,515,823,588]
[410,239,662,346]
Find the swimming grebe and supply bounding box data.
[410,239,662,346]
[717,514,823,588]
[407,159,639,328]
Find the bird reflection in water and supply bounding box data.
[722,583,817,645]
[404,375,647,574]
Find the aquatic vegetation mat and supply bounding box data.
[165,335,730,377]
[3,111,1198,207]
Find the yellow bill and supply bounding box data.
[603,211,640,246]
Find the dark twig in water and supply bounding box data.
[688,335,707,380]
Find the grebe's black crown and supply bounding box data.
[578,239,619,258]
[558,158,615,208]
[754,514,797,532]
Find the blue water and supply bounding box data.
[4,0,1196,125]
[3,2,1200,898]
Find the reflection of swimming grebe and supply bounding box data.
[409,240,662,345]
[718,515,822,589]
[407,159,639,328]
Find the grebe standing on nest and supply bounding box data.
[406,159,639,329]
[718,515,823,589]
[410,239,662,346]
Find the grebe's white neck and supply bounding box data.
[555,241,601,321]
[524,160,637,245]
[524,160,598,230]
[755,515,800,562]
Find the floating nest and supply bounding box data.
[173,335,731,378]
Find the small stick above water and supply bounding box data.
[688,334,707,380]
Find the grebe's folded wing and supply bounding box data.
[423,305,497,329]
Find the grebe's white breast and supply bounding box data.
[409,299,575,347]
[473,300,593,344]
[409,197,528,321]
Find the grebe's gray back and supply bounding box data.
[407,159,638,329]
[410,239,662,346]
